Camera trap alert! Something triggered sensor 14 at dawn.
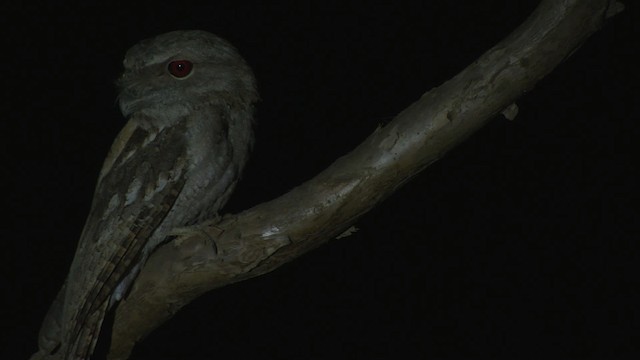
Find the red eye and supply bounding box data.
[167,60,193,78]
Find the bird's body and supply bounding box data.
[31,30,257,360]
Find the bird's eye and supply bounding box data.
[167,60,193,78]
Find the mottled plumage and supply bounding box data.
[31,30,257,360]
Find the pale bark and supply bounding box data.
[108,1,624,358]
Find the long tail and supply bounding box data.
[30,282,65,360]
[29,282,109,360]
[65,301,109,360]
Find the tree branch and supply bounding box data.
[108,1,623,358]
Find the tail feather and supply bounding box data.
[30,282,66,359]
[66,300,109,360]
[29,285,109,360]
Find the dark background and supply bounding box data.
[2,1,639,358]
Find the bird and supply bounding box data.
[30,30,258,360]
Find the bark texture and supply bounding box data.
[108,1,624,358]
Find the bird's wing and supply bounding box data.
[62,113,190,359]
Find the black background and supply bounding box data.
[2,1,639,359]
